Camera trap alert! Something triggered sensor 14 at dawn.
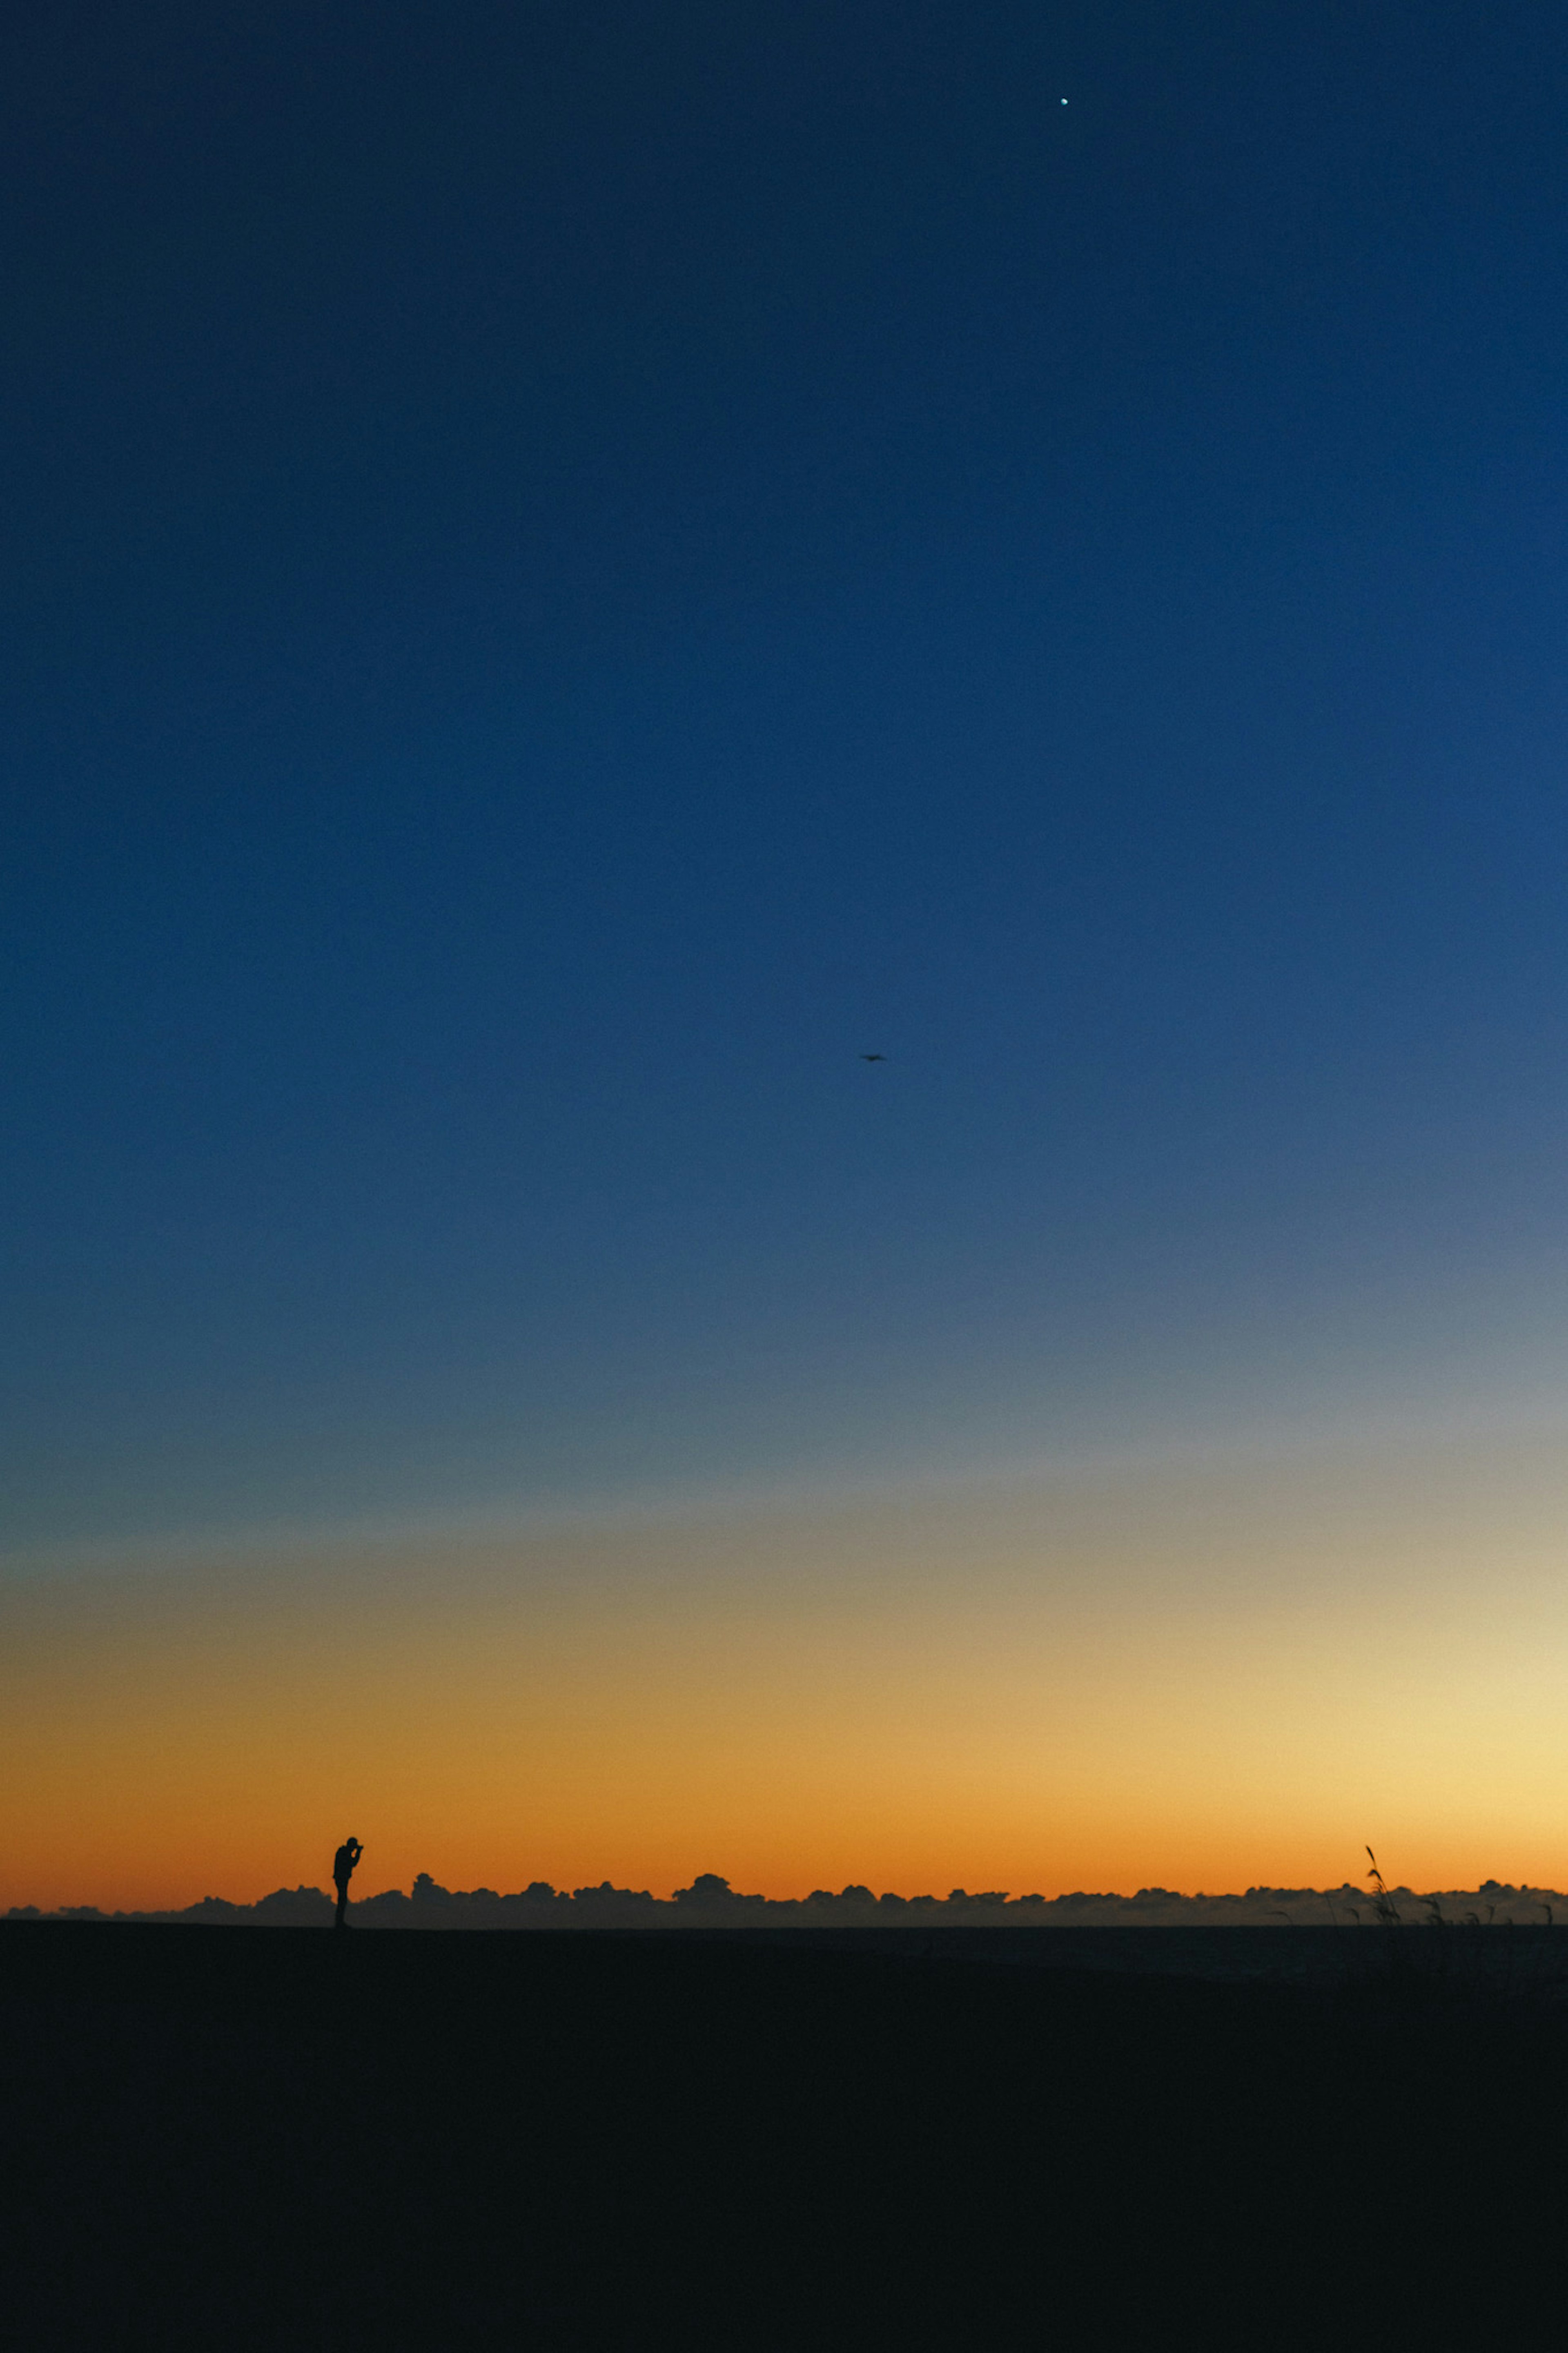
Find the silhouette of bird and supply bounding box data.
[860,1053,886,1062]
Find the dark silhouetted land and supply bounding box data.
[5,1922,1568,2344]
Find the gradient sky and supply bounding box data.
[5,2,1568,1908]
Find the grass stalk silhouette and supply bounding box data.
[1352,1846,1567,2014]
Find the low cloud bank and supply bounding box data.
[8,1875,1564,1929]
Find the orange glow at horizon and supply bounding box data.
[7,1428,1568,1915]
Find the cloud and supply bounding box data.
[12,1878,1565,1928]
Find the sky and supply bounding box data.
[4,0,1568,1910]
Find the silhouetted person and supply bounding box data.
[333,1836,363,1929]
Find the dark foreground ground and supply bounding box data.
[6,1925,1568,2349]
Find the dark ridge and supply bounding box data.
[5,1922,1566,2341]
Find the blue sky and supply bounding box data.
[6,0,1568,1552]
